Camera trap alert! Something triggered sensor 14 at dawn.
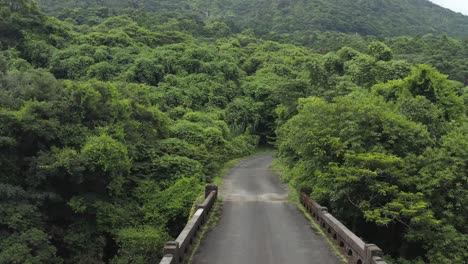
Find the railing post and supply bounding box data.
[163,241,179,263]
[365,244,383,264]
[205,183,218,198]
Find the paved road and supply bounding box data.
[192,153,342,264]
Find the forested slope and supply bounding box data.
[0,0,467,264]
[39,0,468,38]
[36,0,468,86]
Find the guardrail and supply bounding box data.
[300,191,387,264]
[159,184,218,264]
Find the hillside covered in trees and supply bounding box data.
[37,0,468,86]
[0,0,467,264]
[39,0,468,38]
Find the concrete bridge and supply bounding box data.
[160,153,387,264]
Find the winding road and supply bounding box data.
[192,153,342,264]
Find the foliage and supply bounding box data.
[1,1,466,263]
[277,70,466,262]
[38,0,468,39]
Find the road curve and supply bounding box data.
[192,153,342,264]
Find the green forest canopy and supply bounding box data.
[0,0,466,263]
[38,0,468,38]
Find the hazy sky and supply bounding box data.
[430,0,468,15]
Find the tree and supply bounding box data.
[368,41,393,61]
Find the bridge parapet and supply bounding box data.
[159,184,218,264]
[300,192,387,264]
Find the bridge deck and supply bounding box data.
[192,153,343,264]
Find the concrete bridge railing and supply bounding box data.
[300,192,387,264]
[159,184,218,264]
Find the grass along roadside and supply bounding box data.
[297,201,347,263]
[270,158,347,263]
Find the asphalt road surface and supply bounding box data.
[192,153,342,264]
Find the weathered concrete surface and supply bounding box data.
[192,153,342,264]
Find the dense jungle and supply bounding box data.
[0,0,466,263]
